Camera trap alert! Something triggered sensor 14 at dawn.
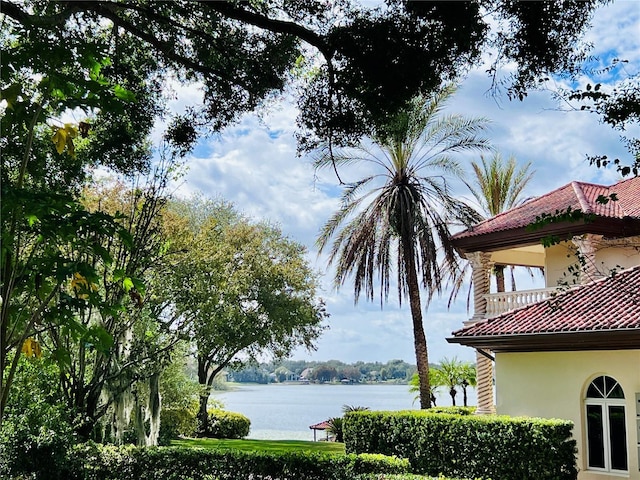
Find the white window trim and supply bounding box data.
[584,377,629,475]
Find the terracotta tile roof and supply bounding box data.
[452,265,640,339]
[453,176,640,240]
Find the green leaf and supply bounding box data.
[118,229,134,249]
[113,84,136,102]
[131,277,146,296]
[123,277,134,292]
[0,83,22,109]
[112,268,126,282]
[26,214,39,227]
[86,325,114,354]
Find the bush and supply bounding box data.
[205,409,250,439]
[58,443,411,479]
[426,406,475,416]
[0,358,78,480]
[159,407,198,445]
[344,410,577,480]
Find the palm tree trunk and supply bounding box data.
[495,264,505,292]
[401,234,431,409]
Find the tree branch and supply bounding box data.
[200,1,334,61]
[0,1,79,27]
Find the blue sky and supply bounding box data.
[155,1,640,365]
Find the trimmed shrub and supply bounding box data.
[205,409,251,439]
[344,410,577,480]
[358,476,479,480]
[60,442,411,479]
[159,407,198,444]
[426,406,475,416]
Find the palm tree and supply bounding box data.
[316,86,490,409]
[458,361,477,407]
[409,369,443,406]
[434,357,465,406]
[466,153,534,292]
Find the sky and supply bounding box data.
[153,1,640,365]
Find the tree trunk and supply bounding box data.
[495,264,505,292]
[197,356,210,435]
[449,387,456,406]
[462,386,468,407]
[400,234,431,409]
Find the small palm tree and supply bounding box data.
[434,357,465,406]
[342,405,369,413]
[316,86,490,409]
[326,416,343,442]
[409,370,443,406]
[458,361,477,407]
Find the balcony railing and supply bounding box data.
[483,288,557,317]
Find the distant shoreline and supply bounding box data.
[215,379,409,391]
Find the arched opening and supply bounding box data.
[584,375,628,473]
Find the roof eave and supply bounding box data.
[447,329,640,353]
[452,217,640,254]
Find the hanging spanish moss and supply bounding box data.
[106,325,136,444]
[146,372,161,446]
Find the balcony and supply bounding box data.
[483,288,558,317]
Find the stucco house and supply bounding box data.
[447,176,640,480]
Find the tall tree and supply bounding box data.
[165,198,327,432]
[316,87,489,409]
[466,153,534,291]
[0,16,166,425]
[26,159,185,444]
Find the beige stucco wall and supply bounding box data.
[495,350,640,480]
[544,239,640,287]
[545,242,577,287]
[595,243,640,273]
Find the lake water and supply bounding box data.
[213,383,477,441]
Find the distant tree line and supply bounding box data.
[228,359,417,384]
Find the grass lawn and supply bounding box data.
[171,437,346,455]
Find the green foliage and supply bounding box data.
[425,407,476,416]
[205,409,251,439]
[3,0,605,153]
[159,407,198,445]
[53,442,410,480]
[358,476,478,480]
[0,358,77,479]
[327,417,344,443]
[165,197,327,430]
[344,411,577,480]
[466,154,534,218]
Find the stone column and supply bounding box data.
[573,234,603,284]
[465,251,495,415]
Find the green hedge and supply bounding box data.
[359,476,480,480]
[205,409,251,439]
[344,411,577,480]
[426,407,475,416]
[56,443,410,480]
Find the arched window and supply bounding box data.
[584,375,628,472]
